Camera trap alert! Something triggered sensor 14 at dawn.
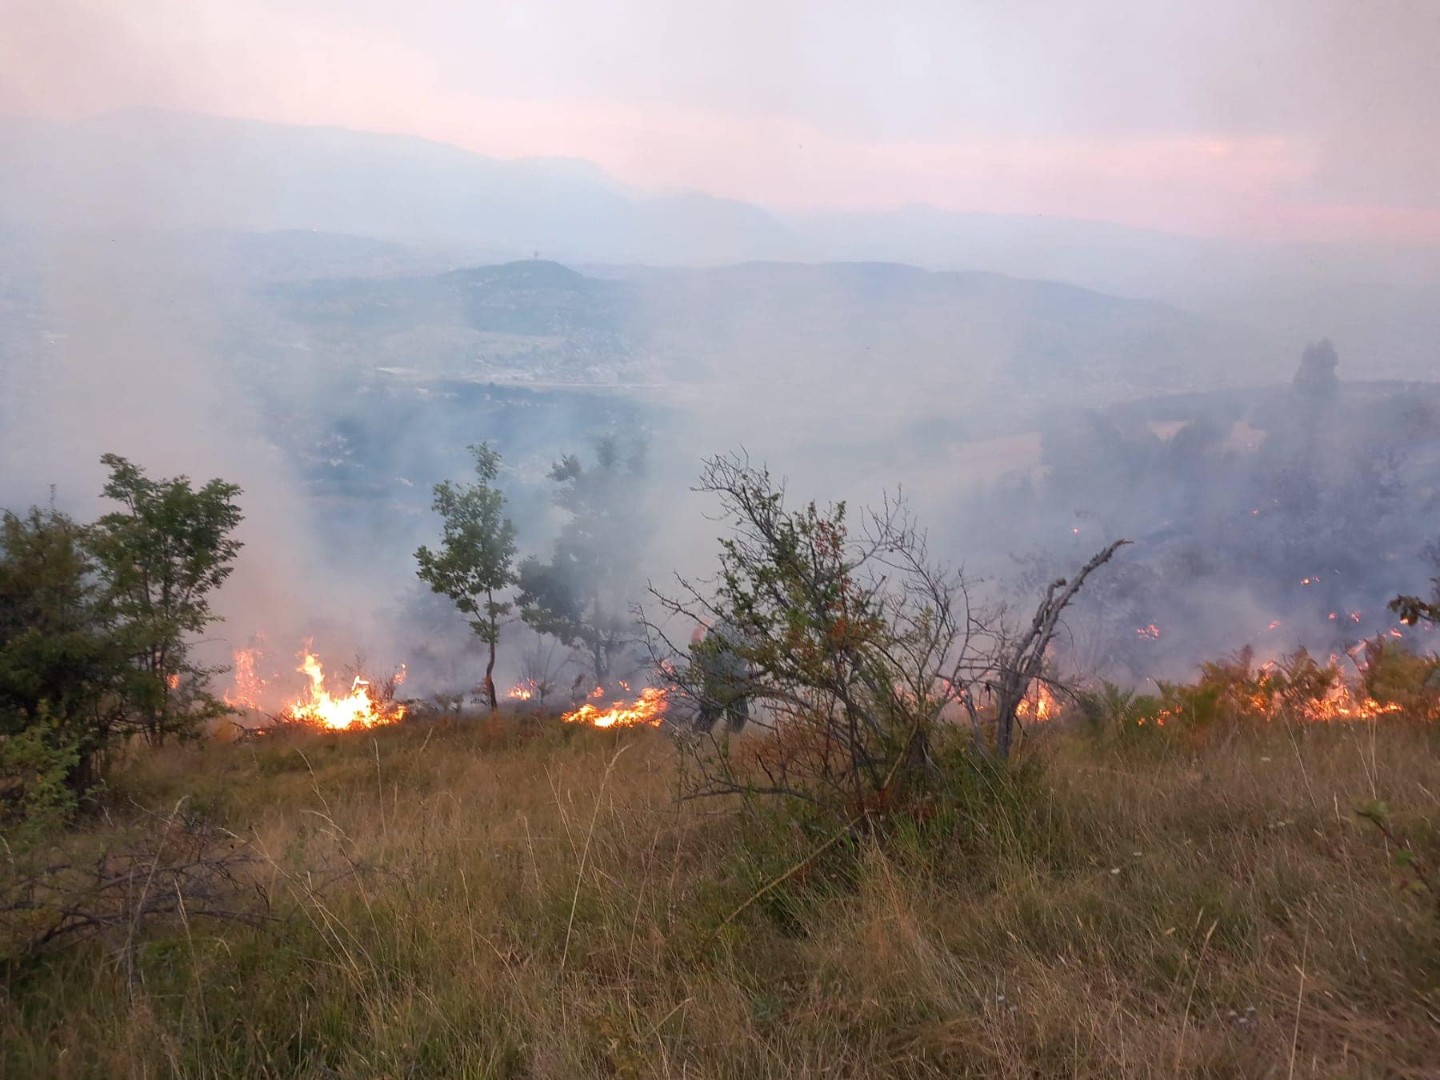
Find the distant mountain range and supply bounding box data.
[0,108,796,264]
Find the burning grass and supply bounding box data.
[3,707,1437,1077]
[1086,643,1440,743]
[225,645,408,731]
[559,684,669,728]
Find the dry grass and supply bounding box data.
[3,714,1438,1078]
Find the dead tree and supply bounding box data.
[985,540,1130,757]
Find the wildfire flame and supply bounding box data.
[286,651,406,730]
[1148,652,1416,728]
[1016,681,1059,723]
[1296,666,1403,722]
[224,645,406,730]
[224,647,268,711]
[562,686,669,728]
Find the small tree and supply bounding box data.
[416,443,518,711]
[645,453,1125,827]
[977,540,1130,758]
[89,455,244,745]
[518,435,647,686]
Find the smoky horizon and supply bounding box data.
[1,1,1437,716]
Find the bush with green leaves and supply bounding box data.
[0,710,82,840]
[1360,637,1440,717]
[0,505,125,801]
[0,456,243,822]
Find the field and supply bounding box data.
[3,714,1439,1079]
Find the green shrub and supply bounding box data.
[0,709,82,841]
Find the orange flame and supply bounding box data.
[285,651,406,730]
[1148,655,1411,728]
[223,644,406,730]
[224,647,268,711]
[562,687,668,728]
[1296,679,1403,722]
[1016,681,1059,723]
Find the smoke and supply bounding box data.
[7,203,1437,703]
[5,192,1437,705]
[3,235,333,652]
[940,350,1440,684]
[0,159,420,701]
[4,4,1439,706]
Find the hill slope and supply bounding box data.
[0,109,796,263]
[249,258,1273,418]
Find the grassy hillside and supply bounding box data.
[4,714,1438,1078]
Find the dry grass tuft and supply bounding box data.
[2,714,1438,1078]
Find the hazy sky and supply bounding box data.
[4,0,1439,241]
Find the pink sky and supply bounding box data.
[4,0,1439,243]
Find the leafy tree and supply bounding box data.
[518,435,646,686]
[415,443,518,711]
[0,507,124,802]
[89,454,243,744]
[1,458,244,820]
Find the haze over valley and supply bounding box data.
[3,102,1439,692]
